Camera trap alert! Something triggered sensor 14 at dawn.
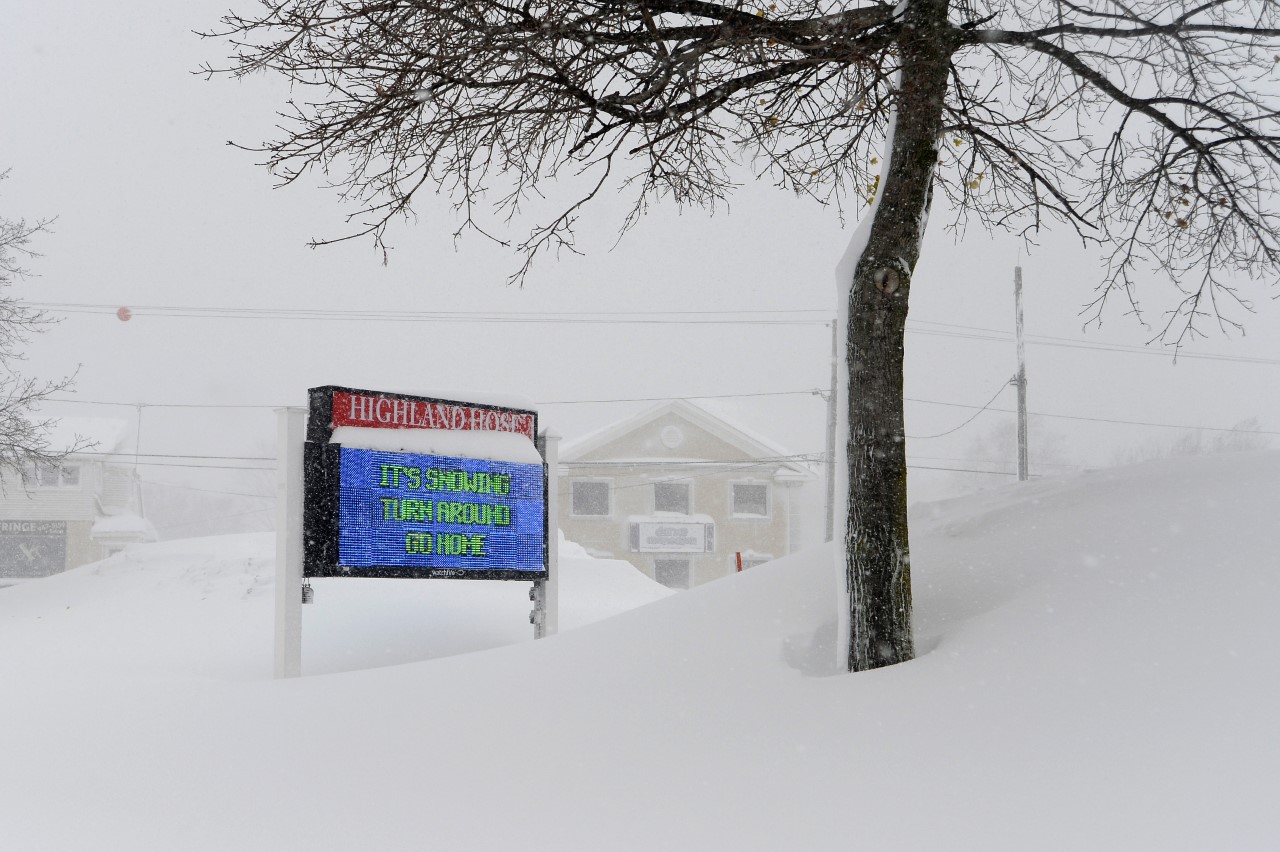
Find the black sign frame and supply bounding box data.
[302,386,548,581]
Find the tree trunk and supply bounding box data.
[843,0,952,671]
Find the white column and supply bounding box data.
[825,319,838,542]
[1014,264,1029,481]
[274,407,306,678]
[540,429,561,637]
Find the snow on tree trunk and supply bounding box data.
[840,0,952,672]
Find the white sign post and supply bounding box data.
[274,407,306,679]
[534,429,560,638]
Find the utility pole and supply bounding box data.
[824,319,838,541]
[134,403,145,518]
[1013,264,1029,481]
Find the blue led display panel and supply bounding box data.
[336,447,546,574]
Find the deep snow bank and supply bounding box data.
[0,452,1276,851]
[0,532,671,679]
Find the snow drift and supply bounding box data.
[1,452,1276,850]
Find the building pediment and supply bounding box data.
[562,400,813,481]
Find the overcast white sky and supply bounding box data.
[3,0,1278,509]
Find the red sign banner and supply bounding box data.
[331,391,535,440]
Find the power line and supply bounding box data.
[86,448,1075,474]
[25,301,834,317]
[33,298,1279,364]
[75,444,1050,476]
[906,464,1027,477]
[25,301,830,326]
[906,320,1280,366]
[143,480,274,499]
[906,380,1010,439]
[116,460,275,471]
[910,453,1083,469]
[75,449,274,462]
[116,452,1029,481]
[45,388,826,409]
[154,507,274,532]
[46,399,282,409]
[905,397,1280,435]
[539,390,824,404]
[563,454,1028,489]
[563,454,820,469]
[47,388,1275,437]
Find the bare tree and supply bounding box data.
[0,171,88,483]
[203,1,1280,670]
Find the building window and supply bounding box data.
[24,463,82,488]
[570,480,611,517]
[731,482,769,517]
[653,558,691,589]
[653,480,691,514]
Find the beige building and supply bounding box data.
[558,400,816,588]
[0,418,154,585]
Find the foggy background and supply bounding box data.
[4,0,1277,542]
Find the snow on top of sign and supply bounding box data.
[331,426,543,464]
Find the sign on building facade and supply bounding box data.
[629,520,715,554]
[0,520,67,578]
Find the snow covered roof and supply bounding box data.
[45,417,133,458]
[561,399,814,480]
[90,512,157,543]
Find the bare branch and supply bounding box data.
[0,170,88,481]
[200,0,1280,343]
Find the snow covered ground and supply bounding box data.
[1,452,1277,850]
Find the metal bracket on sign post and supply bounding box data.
[530,579,547,638]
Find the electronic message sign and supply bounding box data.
[336,448,545,574]
[303,386,547,580]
